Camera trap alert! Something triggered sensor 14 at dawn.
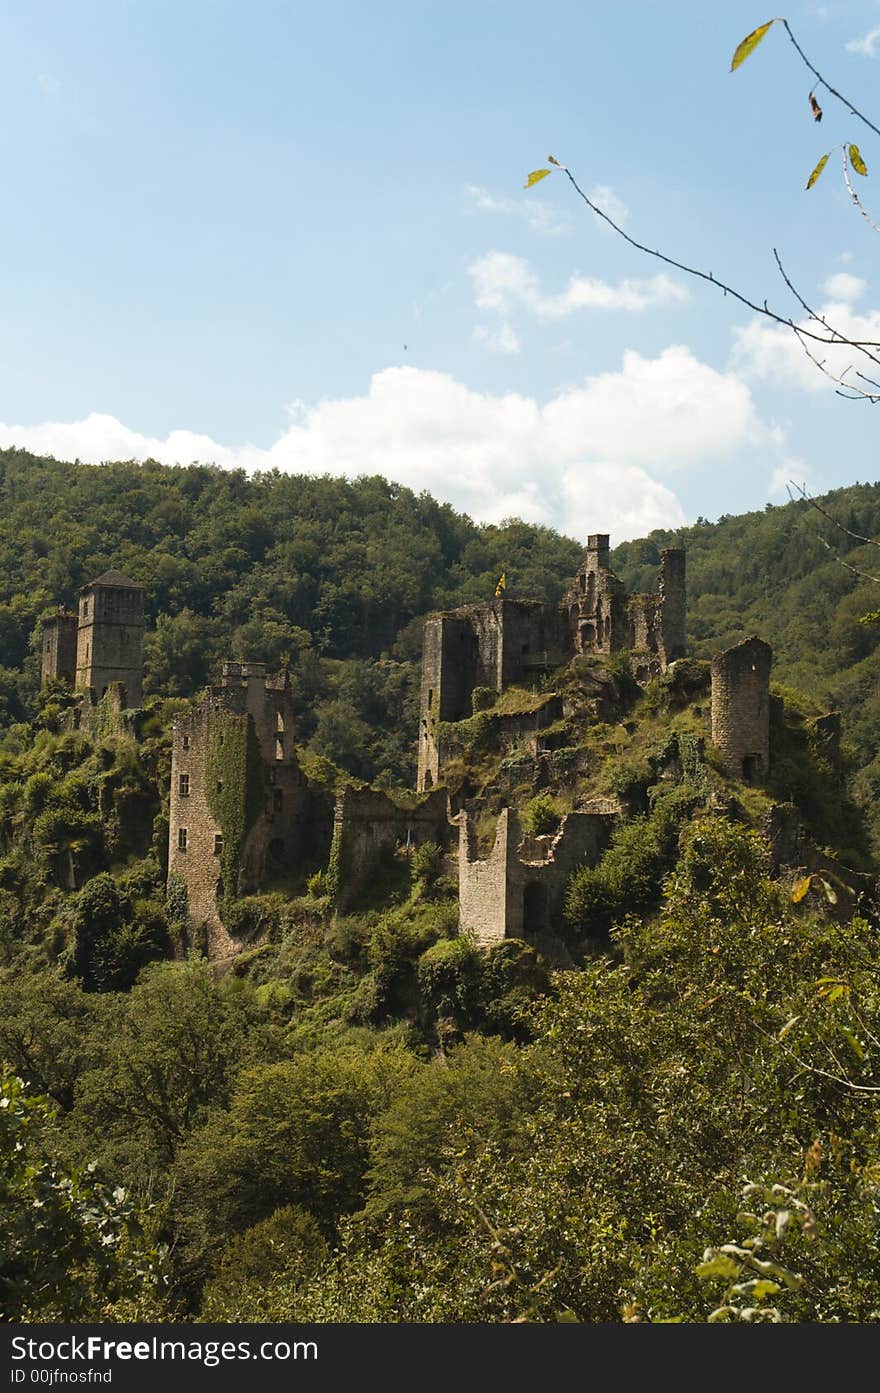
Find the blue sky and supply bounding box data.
[1,0,879,541]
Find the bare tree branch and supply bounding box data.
[780,18,880,142]
[559,165,880,362]
[787,480,880,551]
[841,148,880,235]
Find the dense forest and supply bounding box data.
[3,447,880,1323]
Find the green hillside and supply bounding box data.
[4,451,880,1325]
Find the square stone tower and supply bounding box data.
[75,570,145,707]
[167,662,310,958]
[40,605,79,687]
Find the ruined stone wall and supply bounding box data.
[657,548,686,666]
[75,582,145,706]
[566,536,629,656]
[711,636,772,780]
[498,600,571,686]
[77,682,133,738]
[417,601,572,790]
[458,806,520,946]
[332,787,449,910]
[168,698,229,956]
[41,610,78,686]
[417,615,480,790]
[459,805,615,946]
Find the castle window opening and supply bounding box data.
[275,736,284,761]
[428,688,433,708]
[177,828,188,852]
[276,712,284,732]
[179,773,189,797]
[182,734,190,750]
[216,779,223,793]
[213,834,223,855]
[273,788,283,812]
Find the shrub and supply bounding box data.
[523,795,562,837]
[411,841,444,887]
[417,936,481,1019]
[471,686,495,713]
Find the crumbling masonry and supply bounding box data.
[417,537,686,791]
[710,636,772,782]
[38,542,789,960]
[167,661,315,958]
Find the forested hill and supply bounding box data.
[613,481,880,810]
[2,446,880,799]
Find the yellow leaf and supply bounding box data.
[731,19,776,72]
[791,874,812,903]
[805,153,830,190]
[778,1015,801,1040]
[524,168,551,189]
[849,143,868,176]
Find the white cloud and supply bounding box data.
[469,250,688,320]
[542,346,769,469]
[587,184,629,226]
[822,272,866,303]
[732,296,880,393]
[464,184,572,235]
[769,456,814,501]
[0,352,774,541]
[846,24,880,56]
[473,322,521,354]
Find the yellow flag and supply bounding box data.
[495,572,506,597]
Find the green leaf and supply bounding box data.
[818,876,838,905]
[805,153,830,190]
[849,144,868,176]
[841,1028,865,1061]
[524,169,551,189]
[731,20,776,72]
[697,1253,741,1281]
[751,1279,782,1299]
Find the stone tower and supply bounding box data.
[657,548,686,667]
[167,661,309,958]
[40,606,79,686]
[75,570,145,707]
[711,636,772,781]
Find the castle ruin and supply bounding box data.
[458,804,617,946]
[710,636,772,782]
[167,661,317,958]
[417,539,686,791]
[41,542,791,959]
[41,569,145,712]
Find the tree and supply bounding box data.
[0,1073,164,1320]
